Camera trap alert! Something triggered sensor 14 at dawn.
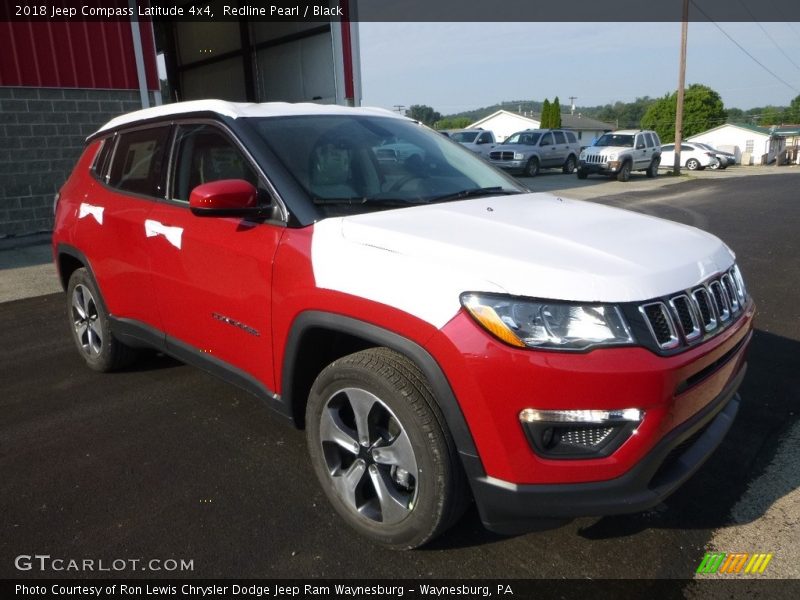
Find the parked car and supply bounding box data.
[577,130,661,181]
[449,128,496,156]
[694,142,734,169]
[53,100,754,549]
[488,128,581,176]
[659,142,716,171]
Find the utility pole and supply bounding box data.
[674,0,689,175]
[393,105,406,114]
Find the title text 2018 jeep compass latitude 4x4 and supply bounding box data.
[53,101,754,549]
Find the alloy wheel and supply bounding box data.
[318,387,419,525]
[71,284,103,356]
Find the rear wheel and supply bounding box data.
[646,157,660,178]
[686,158,700,171]
[66,268,137,372]
[616,160,632,182]
[562,155,577,174]
[306,348,468,549]
[524,157,540,177]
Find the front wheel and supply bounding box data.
[524,157,540,177]
[709,157,720,170]
[306,348,468,549]
[562,155,577,174]
[686,158,701,171]
[576,168,588,180]
[616,160,632,182]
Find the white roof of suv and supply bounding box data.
[95,100,405,135]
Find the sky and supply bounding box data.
[357,22,800,115]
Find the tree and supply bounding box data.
[759,106,783,126]
[540,99,552,128]
[434,116,472,130]
[786,94,800,124]
[551,96,562,128]
[640,84,727,143]
[407,105,441,126]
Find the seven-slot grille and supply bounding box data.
[583,154,609,164]
[639,265,747,350]
[489,151,515,161]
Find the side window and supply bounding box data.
[108,127,171,197]
[478,132,492,143]
[635,135,646,149]
[553,131,566,144]
[92,136,115,181]
[652,133,661,146]
[540,133,554,146]
[171,124,260,202]
[566,131,577,143]
[681,144,694,151]
[662,144,674,152]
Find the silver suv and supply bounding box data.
[488,129,581,177]
[578,130,661,182]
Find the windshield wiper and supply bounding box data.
[428,187,521,203]
[312,197,424,207]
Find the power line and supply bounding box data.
[690,0,800,95]
[736,0,800,72]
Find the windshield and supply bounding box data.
[503,131,542,145]
[249,115,524,217]
[450,131,479,143]
[595,134,634,147]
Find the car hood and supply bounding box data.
[310,193,734,328]
[584,145,632,154]
[491,144,534,153]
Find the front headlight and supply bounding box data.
[460,293,634,350]
[513,152,525,160]
[608,153,618,161]
[579,151,586,160]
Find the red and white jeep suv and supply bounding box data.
[53,101,754,548]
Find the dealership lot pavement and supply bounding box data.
[1,170,798,581]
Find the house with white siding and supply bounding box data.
[468,110,614,145]
[687,123,786,165]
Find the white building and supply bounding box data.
[468,109,614,144]
[687,123,785,165]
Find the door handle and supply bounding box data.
[145,219,183,249]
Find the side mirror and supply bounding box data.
[189,179,259,217]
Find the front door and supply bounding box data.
[146,123,284,390]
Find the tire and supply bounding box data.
[646,157,660,178]
[576,169,588,180]
[562,155,577,174]
[306,347,468,549]
[709,157,720,170]
[616,160,632,182]
[66,268,137,372]
[686,158,700,171]
[524,157,540,177]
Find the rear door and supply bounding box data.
[80,126,170,327]
[633,133,650,170]
[146,122,284,390]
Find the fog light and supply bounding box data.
[519,408,643,458]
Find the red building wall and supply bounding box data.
[0,19,159,90]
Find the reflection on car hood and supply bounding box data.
[310,193,734,328]
[584,145,631,154]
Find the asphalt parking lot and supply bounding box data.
[1,168,798,582]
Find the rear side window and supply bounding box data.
[91,137,115,181]
[108,126,171,197]
[553,131,566,144]
[565,131,577,143]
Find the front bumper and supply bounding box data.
[466,364,744,534]
[489,159,526,173]
[579,159,619,174]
